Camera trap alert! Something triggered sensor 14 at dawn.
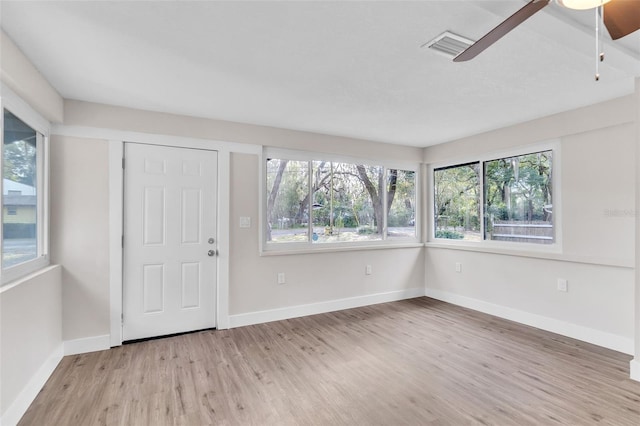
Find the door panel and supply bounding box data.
[143,187,165,245]
[181,188,201,244]
[123,143,217,341]
[181,262,200,309]
[143,264,164,313]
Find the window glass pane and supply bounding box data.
[484,151,553,244]
[434,163,480,241]
[387,169,416,240]
[3,109,38,268]
[266,159,309,243]
[312,161,383,243]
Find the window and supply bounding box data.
[1,90,50,284]
[484,151,553,244]
[265,151,417,250]
[386,169,417,240]
[433,148,555,246]
[266,160,309,243]
[434,163,480,241]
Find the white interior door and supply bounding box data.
[123,142,218,341]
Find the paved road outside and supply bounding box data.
[3,238,37,268]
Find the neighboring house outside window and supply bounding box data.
[3,179,37,238]
[1,89,50,285]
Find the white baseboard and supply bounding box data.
[1,344,63,426]
[631,359,640,382]
[64,334,111,356]
[425,288,634,355]
[229,287,426,328]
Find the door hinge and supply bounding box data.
[121,235,124,248]
[122,158,125,169]
[121,313,124,325]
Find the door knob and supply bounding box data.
[208,250,216,257]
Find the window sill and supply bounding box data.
[424,241,634,269]
[260,241,424,257]
[0,262,57,293]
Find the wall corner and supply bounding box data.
[634,77,640,381]
[631,358,640,382]
[1,30,64,123]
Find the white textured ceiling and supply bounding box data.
[1,0,639,147]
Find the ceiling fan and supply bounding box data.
[454,0,640,62]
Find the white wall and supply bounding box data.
[2,23,635,422]
[0,266,63,424]
[0,30,63,123]
[57,95,637,354]
[229,153,424,324]
[424,95,636,354]
[0,28,65,425]
[63,99,423,161]
[562,124,635,264]
[50,135,111,342]
[426,251,634,352]
[634,78,640,380]
[53,101,426,340]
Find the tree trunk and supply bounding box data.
[356,165,382,233]
[356,166,398,235]
[387,169,398,213]
[266,160,288,241]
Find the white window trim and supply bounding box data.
[1,84,51,286]
[261,147,421,255]
[427,139,562,254]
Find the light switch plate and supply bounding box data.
[557,278,568,292]
[239,216,251,228]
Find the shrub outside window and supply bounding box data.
[265,153,417,249]
[433,148,554,246]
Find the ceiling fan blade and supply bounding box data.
[454,0,550,62]
[603,0,640,40]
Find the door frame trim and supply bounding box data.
[48,127,262,346]
[120,142,220,341]
[110,140,230,346]
[108,140,124,346]
[54,124,260,346]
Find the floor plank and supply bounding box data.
[19,298,640,425]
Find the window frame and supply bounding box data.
[261,147,421,254]
[428,140,561,253]
[1,85,51,285]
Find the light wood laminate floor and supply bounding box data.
[20,297,640,425]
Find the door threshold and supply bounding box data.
[123,327,217,345]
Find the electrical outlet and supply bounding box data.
[557,278,568,292]
[455,262,462,273]
[365,265,372,275]
[277,272,286,285]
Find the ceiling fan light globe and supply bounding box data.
[556,0,611,10]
